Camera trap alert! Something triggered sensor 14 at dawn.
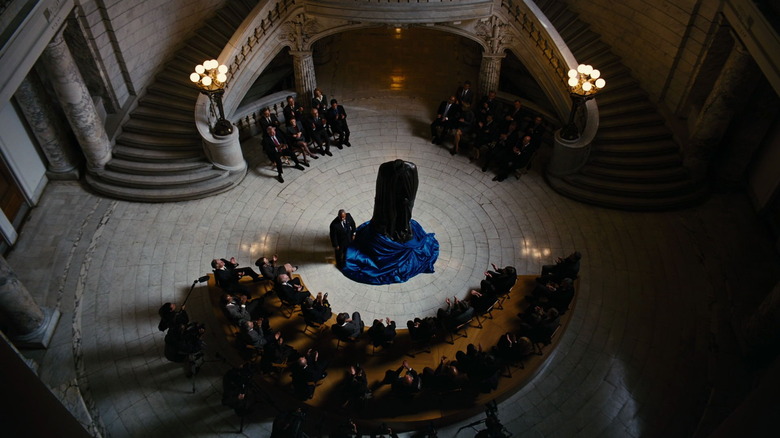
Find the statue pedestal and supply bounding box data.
[342,220,439,285]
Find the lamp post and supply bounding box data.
[189,59,233,136]
[560,64,606,140]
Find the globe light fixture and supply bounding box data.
[561,64,607,140]
[189,59,233,136]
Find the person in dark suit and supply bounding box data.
[430,95,460,145]
[262,126,306,184]
[367,317,397,347]
[275,273,310,305]
[291,349,329,399]
[332,311,364,340]
[283,117,317,161]
[325,99,350,148]
[212,257,261,295]
[329,209,356,269]
[282,95,303,123]
[258,107,281,136]
[455,80,474,106]
[306,108,332,156]
[311,87,328,113]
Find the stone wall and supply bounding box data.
[563,0,721,116]
[76,0,228,108]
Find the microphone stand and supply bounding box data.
[183,275,210,307]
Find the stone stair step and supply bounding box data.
[599,111,665,128]
[107,158,213,175]
[85,170,245,203]
[132,105,194,125]
[592,139,679,156]
[563,173,700,198]
[574,40,612,61]
[95,167,227,188]
[594,87,648,105]
[140,93,196,114]
[156,67,197,87]
[581,163,689,183]
[566,29,601,52]
[123,118,199,138]
[113,145,204,162]
[546,174,707,211]
[590,152,682,169]
[596,125,672,143]
[115,133,201,151]
[146,82,200,101]
[598,99,656,116]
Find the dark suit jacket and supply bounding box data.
[329,213,357,248]
[455,86,474,105]
[436,101,460,120]
[311,94,328,112]
[259,113,281,135]
[262,131,290,159]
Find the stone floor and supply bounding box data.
[9,27,780,438]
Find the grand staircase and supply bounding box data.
[86,0,259,202]
[535,0,707,210]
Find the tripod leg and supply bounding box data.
[239,415,245,433]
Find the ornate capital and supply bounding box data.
[280,13,320,51]
[475,16,511,54]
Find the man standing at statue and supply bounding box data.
[329,209,356,269]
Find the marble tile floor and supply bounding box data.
[10,27,780,438]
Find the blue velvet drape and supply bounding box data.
[342,220,439,285]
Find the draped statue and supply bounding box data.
[341,160,438,284]
[371,160,418,243]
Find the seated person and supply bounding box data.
[291,349,329,400]
[531,277,575,314]
[212,257,262,296]
[540,251,581,282]
[223,293,264,326]
[367,317,397,347]
[261,332,298,371]
[239,319,269,350]
[382,360,422,397]
[468,288,499,315]
[436,297,475,329]
[407,317,437,341]
[342,364,370,406]
[302,292,332,325]
[263,126,307,184]
[255,254,298,281]
[275,273,310,305]
[305,108,332,156]
[325,99,350,147]
[451,103,475,156]
[283,117,318,160]
[282,95,303,124]
[455,343,501,393]
[430,95,460,145]
[258,106,281,135]
[483,264,517,296]
[422,355,468,392]
[332,311,364,340]
[494,332,534,363]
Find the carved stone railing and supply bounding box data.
[305,0,494,23]
[500,0,599,175]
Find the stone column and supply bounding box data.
[14,70,81,180]
[478,53,505,98]
[0,255,60,348]
[40,30,111,173]
[290,50,316,107]
[683,40,761,182]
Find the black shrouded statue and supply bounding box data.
[341,159,439,285]
[371,159,418,243]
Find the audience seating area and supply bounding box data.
[206,269,578,432]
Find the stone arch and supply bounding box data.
[207,1,587,138]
